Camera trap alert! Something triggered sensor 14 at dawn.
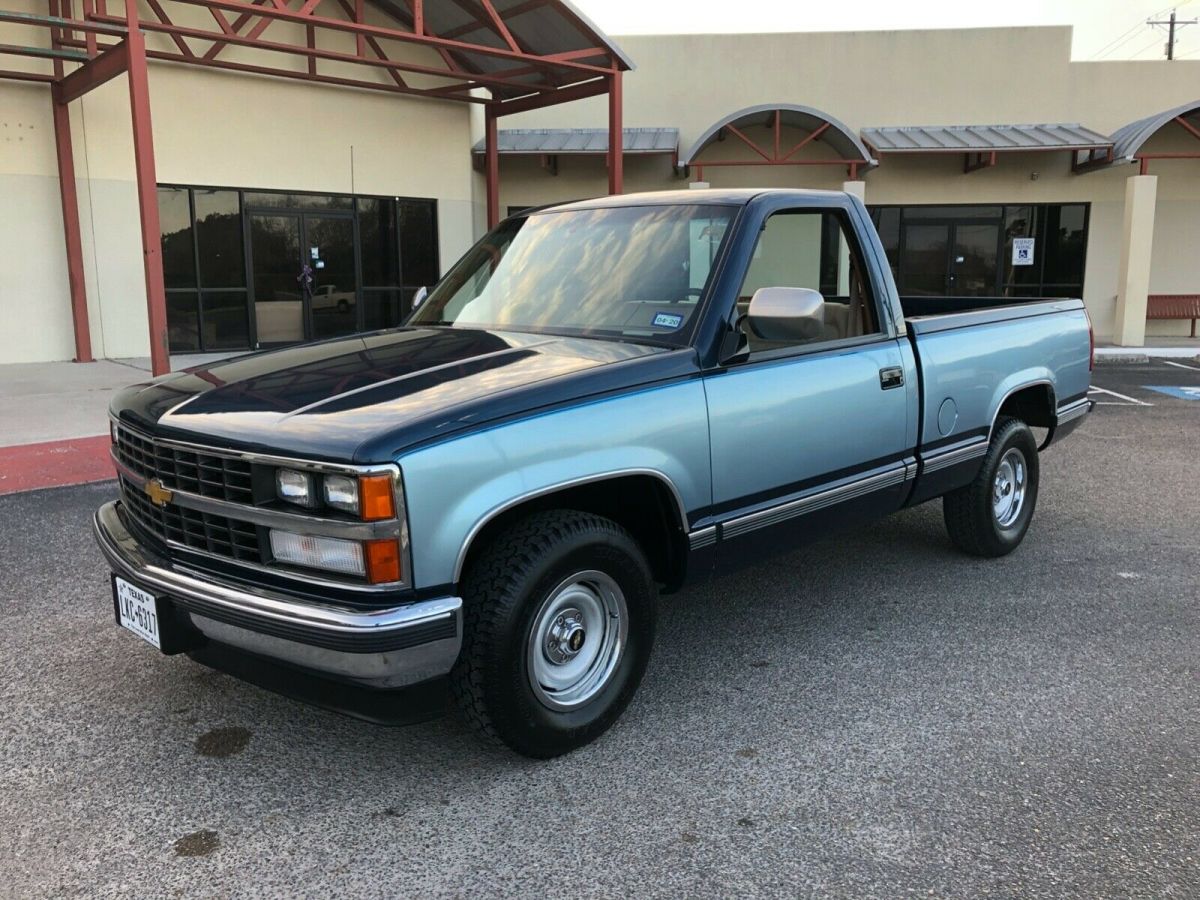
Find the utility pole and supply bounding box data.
[1147,8,1198,60]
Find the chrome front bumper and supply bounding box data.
[93,501,462,688]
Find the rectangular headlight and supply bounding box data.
[269,530,364,576]
[276,469,316,508]
[322,474,359,514]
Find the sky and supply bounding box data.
[571,0,1200,61]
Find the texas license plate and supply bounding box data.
[114,576,162,650]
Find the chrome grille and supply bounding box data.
[114,425,253,503]
[114,425,262,563]
[120,474,263,562]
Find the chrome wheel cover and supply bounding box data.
[992,447,1028,528]
[526,570,628,711]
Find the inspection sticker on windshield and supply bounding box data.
[652,312,684,329]
[1145,385,1200,401]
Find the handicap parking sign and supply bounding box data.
[1146,385,1200,401]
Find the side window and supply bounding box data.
[737,209,881,354]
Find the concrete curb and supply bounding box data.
[1095,348,1200,365]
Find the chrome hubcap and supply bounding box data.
[527,571,627,711]
[992,448,1027,528]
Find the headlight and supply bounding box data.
[276,469,316,508]
[322,474,359,514]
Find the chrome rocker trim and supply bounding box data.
[721,464,912,540]
[94,501,461,689]
[921,438,989,474]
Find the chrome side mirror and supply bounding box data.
[746,287,826,342]
[412,286,429,308]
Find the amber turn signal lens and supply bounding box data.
[364,538,402,584]
[359,474,396,521]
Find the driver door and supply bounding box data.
[704,205,914,569]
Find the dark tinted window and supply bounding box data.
[166,291,200,351]
[243,191,353,210]
[358,197,400,287]
[201,291,250,349]
[194,190,244,288]
[399,199,439,288]
[158,188,195,289]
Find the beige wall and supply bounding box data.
[0,0,475,363]
[495,27,1200,340]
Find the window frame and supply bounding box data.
[726,204,895,365]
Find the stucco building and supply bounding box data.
[1,9,1197,366]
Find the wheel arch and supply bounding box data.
[454,470,691,592]
[990,378,1056,440]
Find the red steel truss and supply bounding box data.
[689,110,869,182]
[0,0,627,374]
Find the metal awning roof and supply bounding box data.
[368,0,633,97]
[1109,100,1200,162]
[473,127,679,155]
[681,103,875,167]
[862,123,1112,154]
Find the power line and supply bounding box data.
[1092,5,1174,58]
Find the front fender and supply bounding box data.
[398,381,711,590]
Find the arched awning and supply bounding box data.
[1076,100,1200,174]
[679,103,877,176]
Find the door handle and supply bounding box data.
[879,367,905,390]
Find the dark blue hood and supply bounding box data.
[111,327,696,463]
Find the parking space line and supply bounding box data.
[1088,385,1153,406]
[1162,360,1200,371]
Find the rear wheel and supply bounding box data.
[451,510,656,758]
[942,416,1040,557]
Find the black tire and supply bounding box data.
[942,416,1040,558]
[450,510,657,758]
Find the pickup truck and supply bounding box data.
[94,189,1094,758]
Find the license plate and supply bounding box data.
[114,576,162,650]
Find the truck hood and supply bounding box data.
[111,327,696,462]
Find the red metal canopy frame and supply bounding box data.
[0,0,627,374]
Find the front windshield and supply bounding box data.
[409,204,736,345]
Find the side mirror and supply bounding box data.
[746,287,825,342]
[412,286,428,308]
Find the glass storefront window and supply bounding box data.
[399,199,439,289]
[243,191,353,210]
[869,203,1089,301]
[166,291,200,352]
[161,185,436,350]
[194,190,245,288]
[158,188,195,289]
[358,198,400,287]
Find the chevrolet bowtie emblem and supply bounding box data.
[144,479,174,507]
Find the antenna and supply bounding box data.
[1147,8,1198,60]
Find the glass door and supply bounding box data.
[950,223,1001,296]
[898,223,950,296]
[249,213,306,345]
[303,214,358,341]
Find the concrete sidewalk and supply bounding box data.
[0,353,235,494]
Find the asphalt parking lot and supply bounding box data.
[2,360,1198,898]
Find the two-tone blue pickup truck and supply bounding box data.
[95,189,1093,757]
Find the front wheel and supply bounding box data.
[451,510,656,758]
[942,416,1040,558]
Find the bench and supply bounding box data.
[1148,294,1200,338]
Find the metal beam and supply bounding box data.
[485,107,499,228]
[124,17,170,376]
[492,76,607,116]
[0,68,56,82]
[153,0,614,77]
[607,69,622,194]
[51,94,93,363]
[52,39,128,103]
